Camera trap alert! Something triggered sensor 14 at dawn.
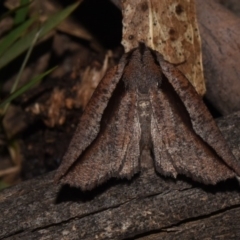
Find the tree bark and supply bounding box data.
[1,111,240,239]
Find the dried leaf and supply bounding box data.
[121,0,205,95]
[74,51,113,109]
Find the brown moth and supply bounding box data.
[55,44,240,191]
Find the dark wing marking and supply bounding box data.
[61,90,140,190]
[55,57,127,182]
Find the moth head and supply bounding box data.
[123,46,163,93]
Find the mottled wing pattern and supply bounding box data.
[150,52,240,184]
[55,57,127,182]
[56,44,240,190]
[156,52,240,176]
[61,90,140,190]
[150,87,235,184]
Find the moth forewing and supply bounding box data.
[56,45,240,190]
[55,58,127,183]
[155,52,240,177]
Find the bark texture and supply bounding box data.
[1,111,240,239]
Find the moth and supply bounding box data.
[55,44,240,191]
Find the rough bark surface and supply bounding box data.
[1,111,240,239]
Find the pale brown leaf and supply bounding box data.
[121,0,205,95]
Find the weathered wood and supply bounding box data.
[0,111,240,239]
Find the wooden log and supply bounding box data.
[1,111,240,239]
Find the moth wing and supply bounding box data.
[117,103,141,179]
[61,90,141,190]
[155,53,240,178]
[150,86,236,184]
[55,58,127,181]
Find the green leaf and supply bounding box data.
[0,66,57,108]
[0,17,36,57]
[0,2,32,21]
[14,0,30,25]
[0,1,81,69]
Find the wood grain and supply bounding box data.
[0,111,240,239]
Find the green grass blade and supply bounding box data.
[0,17,36,57]
[2,23,41,114]
[10,27,42,96]
[0,2,32,21]
[0,1,81,69]
[14,0,30,25]
[38,1,81,36]
[0,66,57,108]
